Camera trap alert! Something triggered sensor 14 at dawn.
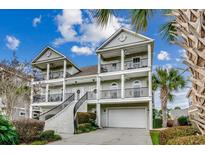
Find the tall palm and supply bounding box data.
[152,68,186,127]
[94,9,205,134]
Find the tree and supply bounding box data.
[0,58,31,120]
[152,67,186,127]
[93,9,205,134]
[174,106,181,110]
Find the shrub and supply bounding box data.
[0,114,19,145]
[167,120,174,127]
[178,116,189,126]
[153,118,162,128]
[167,135,205,145]
[77,123,97,134]
[52,134,62,141]
[159,126,199,145]
[31,140,48,145]
[13,118,45,143]
[40,130,55,141]
[77,112,96,124]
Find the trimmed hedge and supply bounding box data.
[77,112,96,124]
[77,123,97,134]
[31,140,48,145]
[159,126,199,145]
[167,135,205,145]
[39,130,61,142]
[13,118,45,143]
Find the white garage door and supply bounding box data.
[108,108,147,128]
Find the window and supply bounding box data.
[110,83,118,98]
[19,111,25,117]
[133,80,141,97]
[112,63,117,70]
[133,57,140,63]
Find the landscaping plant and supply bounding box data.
[0,114,19,145]
[167,135,205,145]
[178,116,189,126]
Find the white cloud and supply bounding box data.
[6,35,20,50]
[176,58,180,62]
[71,45,93,55]
[178,49,187,58]
[157,50,170,61]
[32,15,42,27]
[53,9,82,46]
[53,9,131,55]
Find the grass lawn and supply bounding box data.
[150,130,160,145]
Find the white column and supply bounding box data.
[45,84,49,102]
[98,54,101,74]
[121,74,125,98]
[148,71,152,97]
[46,63,50,80]
[96,103,101,127]
[29,105,33,118]
[149,100,153,130]
[30,79,34,118]
[121,49,124,71]
[96,76,101,100]
[63,60,67,78]
[63,81,66,101]
[148,44,152,67]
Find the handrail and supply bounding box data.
[73,92,88,133]
[36,93,75,120]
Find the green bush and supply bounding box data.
[178,116,189,126]
[153,118,162,128]
[31,140,48,145]
[77,112,96,124]
[77,123,97,134]
[167,135,205,145]
[0,114,19,145]
[159,126,199,145]
[39,130,61,142]
[40,130,55,141]
[13,118,45,143]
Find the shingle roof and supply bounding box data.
[70,65,97,78]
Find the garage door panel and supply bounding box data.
[108,108,146,128]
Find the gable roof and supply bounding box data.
[69,65,97,78]
[32,46,81,71]
[97,27,153,52]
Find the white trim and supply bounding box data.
[97,27,153,51]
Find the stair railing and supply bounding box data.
[73,92,88,133]
[36,93,75,120]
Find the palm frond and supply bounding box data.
[92,9,114,28]
[159,21,178,42]
[131,9,155,32]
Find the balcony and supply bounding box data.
[101,89,121,99]
[33,94,46,103]
[87,91,97,100]
[48,93,63,102]
[125,87,148,98]
[49,70,71,80]
[101,62,121,73]
[124,58,148,70]
[34,73,46,81]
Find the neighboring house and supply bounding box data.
[0,64,32,119]
[170,108,189,120]
[30,27,154,134]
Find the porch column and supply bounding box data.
[148,44,152,67]
[148,70,152,97]
[45,84,49,102]
[63,60,67,78]
[63,81,66,101]
[30,79,34,118]
[121,49,124,71]
[98,54,101,74]
[46,63,50,80]
[149,100,153,129]
[121,74,125,98]
[96,103,101,127]
[96,76,101,100]
[29,105,33,118]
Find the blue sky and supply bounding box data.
[0,9,190,109]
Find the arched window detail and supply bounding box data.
[133,80,141,88]
[110,82,118,90]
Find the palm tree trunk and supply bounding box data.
[162,106,167,128]
[172,10,205,134]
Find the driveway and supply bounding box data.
[49,128,152,145]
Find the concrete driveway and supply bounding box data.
[49,128,152,145]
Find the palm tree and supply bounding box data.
[93,9,205,134]
[152,67,186,127]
